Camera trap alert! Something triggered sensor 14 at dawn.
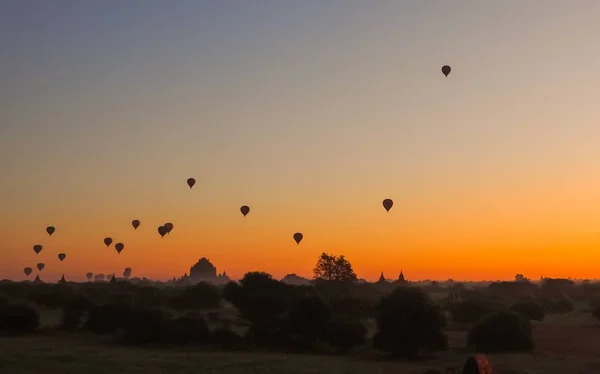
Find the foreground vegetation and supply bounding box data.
[2,254,600,373]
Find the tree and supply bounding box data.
[510,301,545,322]
[373,286,447,359]
[467,310,534,353]
[313,253,357,282]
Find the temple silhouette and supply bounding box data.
[176,257,231,285]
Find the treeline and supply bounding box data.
[1,272,600,359]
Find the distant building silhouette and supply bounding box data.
[58,275,66,284]
[33,274,42,284]
[179,257,231,285]
[281,273,311,285]
[396,269,408,285]
[377,271,387,283]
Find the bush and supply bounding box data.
[207,311,220,323]
[467,310,534,353]
[319,315,367,353]
[121,308,172,345]
[284,295,332,350]
[170,312,210,344]
[170,282,221,310]
[84,304,138,334]
[0,304,40,334]
[593,306,600,322]
[331,297,374,319]
[552,299,574,314]
[510,301,545,321]
[60,295,96,331]
[211,327,243,350]
[450,299,500,324]
[373,287,448,359]
[29,287,69,309]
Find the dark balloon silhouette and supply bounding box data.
[37,263,45,271]
[46,226,55,236]
[24,267,33,277]
[441,65,451,77]
[187,178,196,189]
[104,237,113,247]
[123,267,132,279]
[33,245,42,254]
[86,272,94,281]
[164,222,173,234]
[132,219,140,230]
[158,226,167,238]
[58,253,66,261]
[115,243,124,254]
[293,232,303,245]
[382,198,394,212]
[240,205,250,217]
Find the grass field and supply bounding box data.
[0,335,598,374]
[3,300,599,373]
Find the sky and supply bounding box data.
[2,1,600,283]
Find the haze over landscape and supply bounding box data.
[3,1,600,282]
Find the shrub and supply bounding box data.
[170,312,210,344]
[0,304,40,334]
[29,287,69,309]
[450,299,499,324]
[207,311,220,323]
[284,295,332,350]
[593,306,600,322]
[230,272,296,348]
[373,287,448,359]
[331,297,374,319]
[60,295,96,331]
[319,315,367,353]
[170,282,221,310]
[552,299,574,314]
[121,308,172,345]
[467,310,534,353]
[211,327,243,350]
[84,304,138,334]
[510,301,545,321]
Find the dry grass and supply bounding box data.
[11,299,599,374]
[0,334,597,374]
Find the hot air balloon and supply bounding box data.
[86,272,94,281]
[123,267,132,279]
[293,232,303,245]
[158,226,167,238]
[115,243,124,254]
[187,178,196,189]
[37,263,45,271]
[164,222,173,234]
[382,198,393,212]
[104,237,113,247]
[132,219,140,230]
[58,253,66,261]
[24,267,33,277]
[33,245,42,254]
[240,205,250,217]
[46,226,55,236]
[441,65,451,77]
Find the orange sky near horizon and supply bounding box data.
[2,2,600,283]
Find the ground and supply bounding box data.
[3,299,600,373]
[0,335,597,374]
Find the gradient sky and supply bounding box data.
[2,1,600,282]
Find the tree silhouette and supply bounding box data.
[313,253,357,282]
